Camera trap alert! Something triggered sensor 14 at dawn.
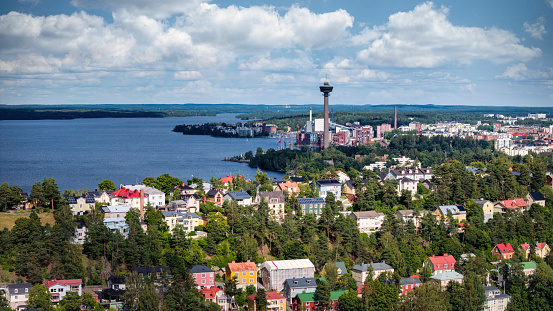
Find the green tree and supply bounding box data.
[42,177,62,210]
[30,181,45,207]
[255,288,268,310]
[398,284,451,311]
[0,294,14,311]
[97,180,116,191]
[58,291,82,311]
[463,271,486,311]
[28,284,54,311]
[338,289,362,311]
[323,261,340,291]
[314,279,331,310]
[137,282,160,311]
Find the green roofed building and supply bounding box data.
[498,261,536,287]
[291,290,347,311]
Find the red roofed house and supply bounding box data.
[493,198,529,214]
[492,243,514,260]
[199,287,221,303]
[45,279,82,303]
[428,254,456,276]
[521,242,551,259]
[247,290,286,311]
[400,275,422,296]
[276,182,300,195]
[220,175,246,186]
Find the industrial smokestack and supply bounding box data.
[394,106,397,129]
[309,107,312,122]
[140,189,145,218]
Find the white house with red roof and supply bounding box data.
[44,279,82,303]
[492,243,515,260]
[427,254,456,276]
[493,198,529,214]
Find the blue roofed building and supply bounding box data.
[316,180,341,199]
[65,195,96,215]
[283,277,317,303]
[104,217,128,237]
[297,197,326,217]
[223,191,252,206]
[433,205,467,222]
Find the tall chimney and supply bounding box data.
[140,189,145,218]
[309,107,312,122]
[394,106,397,129]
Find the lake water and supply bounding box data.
[0,114,283,192]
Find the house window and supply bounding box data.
[242,279,246,283]
[202,280,206,284]
[14,289,18,293]
[25,288,28,293]
[250,278,253,283]
[202,273,206,278]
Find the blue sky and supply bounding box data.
[1,0,552,106]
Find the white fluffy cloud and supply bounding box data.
[547,0,553,9]
[174,71,202,80]
[180,4,354,52]
[357,2,541,68]
[524,17,547,40]
[496,63,553,80]
[71,0,206,19]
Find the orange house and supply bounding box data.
[492,243,514,260]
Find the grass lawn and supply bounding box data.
[0,210,55,230]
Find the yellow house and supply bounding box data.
[520,242,550,259]
[226,260,257,289]
[433,205,467,222]
[247,290,286,311]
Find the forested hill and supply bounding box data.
[1,104,551,120]
[247,135,497,173]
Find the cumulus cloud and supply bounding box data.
[238,55,315,71]
[357,2,541,68]
[496,63,553,80]
[547,0,553,9]
[349,26,382,46]
[524,17,546,40]
[180,4,354,52]
[321,57,390,83]
[71,0,206,19]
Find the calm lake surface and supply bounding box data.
[0,114,283,192]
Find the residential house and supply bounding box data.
[386,168,433,181]
[292,290,347,311]
[65,195,95,215]
[395,210,427,228]
[433,205,467,222]
[198,287,221,304]
[161,211,200,233]
[214,291,235,311]
[492,243,515,260]
[191,265,215,289]
[257,191,285,222]
[225,260,258,289]
[498,261,536,287]
[351,262,394,285]
[288,176,311,185]
[45,279,82,304]
[397,177,417,195]
[493,198,529,214]
[430,271,464,287]
[322,262,348,278]
[97,277,125,310]
[260,259,316,291]
[484,286,510,311]
[526,192,546,207]
[326,170,350,184]
[86,190,111,204]
[103,217,128,237]
[206,189,224,207]
[4,283,32,311]
[174,183,196,195]
[297,197,326,217]
[133,266,172,280]
[223,191,252,207]
[120,185,165,208]
[399,276,422,296]
[473,199,494,223]
[72,219,88,244]
[168,194,201,213]
[428,254,457,276]
[343,179,369,197]
[247,290,286,311]
[101,205,132,219]
[535,242,551,258]
[316,180,342,199]
[521,242,550,259]
[283,277,317,303]
[276,181,300,195]
[351,211,385,235]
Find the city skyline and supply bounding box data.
[1,0,552,106]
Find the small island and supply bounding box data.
[173,122,275,138]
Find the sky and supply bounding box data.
[0,0,552,107]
